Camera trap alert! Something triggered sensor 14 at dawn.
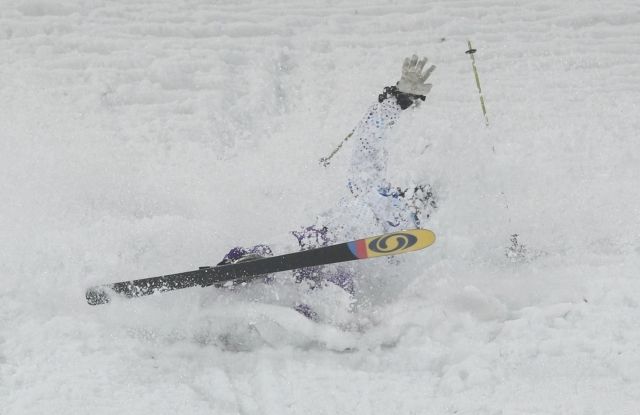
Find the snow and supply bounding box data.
[1,0,640,413]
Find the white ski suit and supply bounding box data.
[296,92,434,251]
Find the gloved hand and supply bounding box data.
[396,55,435,96]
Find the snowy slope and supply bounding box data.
[2,0,640,413]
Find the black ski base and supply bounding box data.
[85,229,436,306]
[86,243,354,305]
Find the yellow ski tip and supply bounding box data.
[354,229,436,258]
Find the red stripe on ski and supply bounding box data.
[353,239,368,258]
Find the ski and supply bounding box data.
[86,228,436,306]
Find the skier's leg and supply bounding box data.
[290,224,355,294]
[325,266,355,294]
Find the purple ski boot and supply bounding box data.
[217,244,274,284]
[217,244,273,266]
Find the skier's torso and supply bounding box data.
[332,95,422,241]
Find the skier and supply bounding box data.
[220,55,437,304]
[84,55,438,308]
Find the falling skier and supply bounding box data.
[84,55,438,308]
[220,55,437,303]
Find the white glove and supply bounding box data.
[396,55,435,96]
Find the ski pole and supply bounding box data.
[465,40,489,126]
[319,129,354,167]
[465,43,521,257]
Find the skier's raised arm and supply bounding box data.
[342,55,436,233]
[347,55,435,198]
